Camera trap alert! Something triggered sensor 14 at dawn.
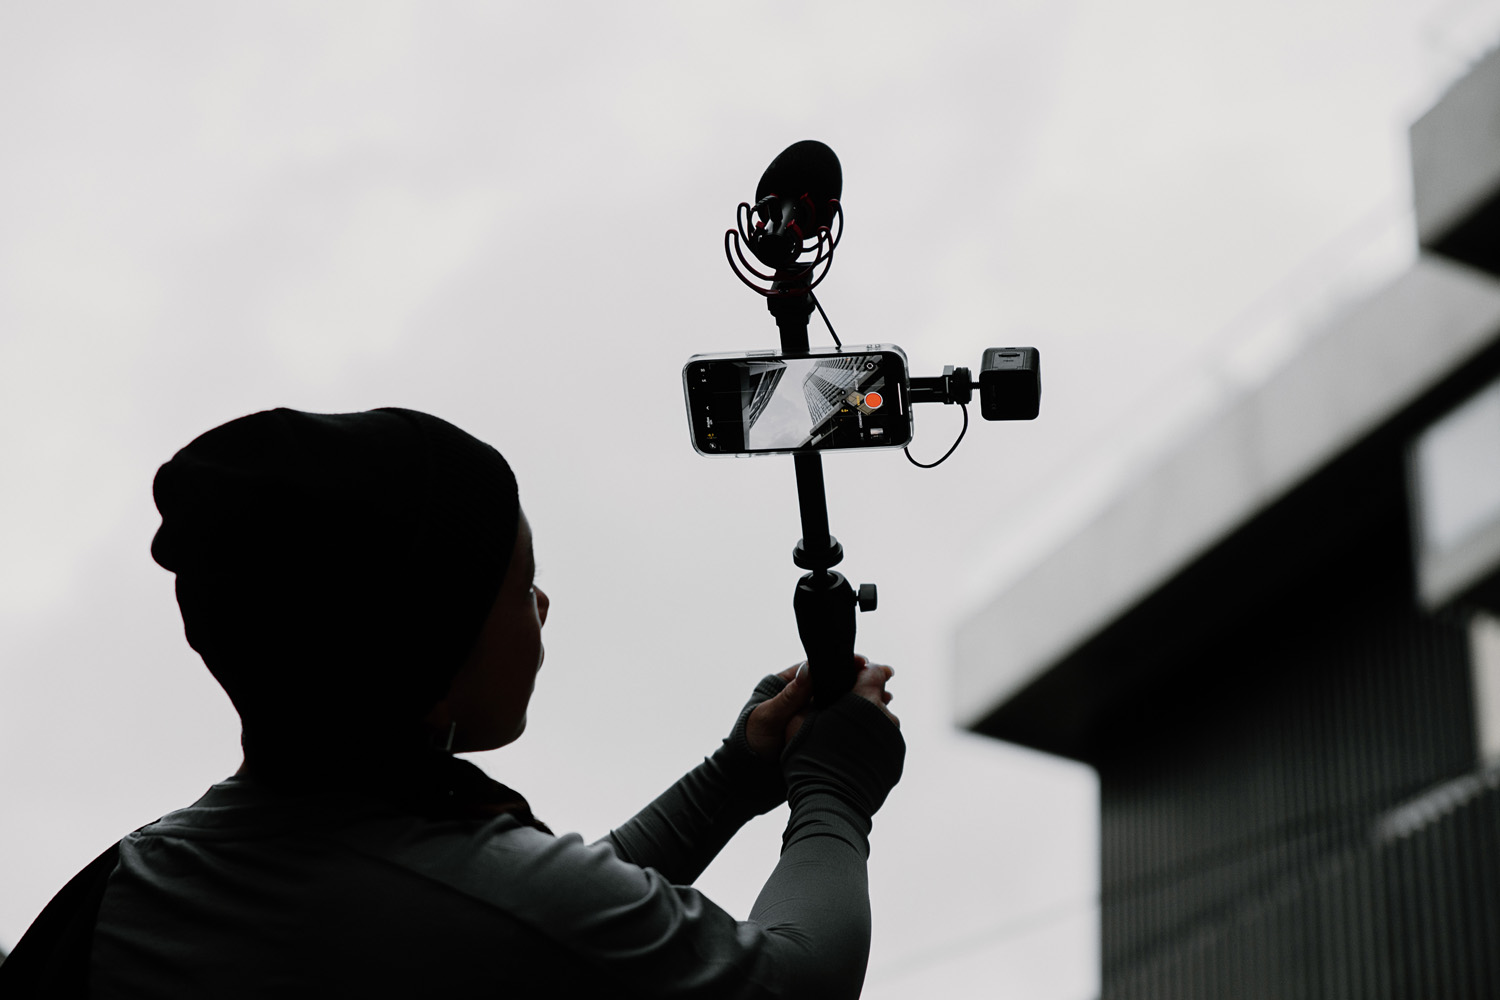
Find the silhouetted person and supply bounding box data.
[1,407,903,999]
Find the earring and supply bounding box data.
[442,721,456,754]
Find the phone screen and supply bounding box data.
[683,348,911,455]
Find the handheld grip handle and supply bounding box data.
[794,570,859,706]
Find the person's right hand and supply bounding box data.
[752,655,899,757]
[780,654,906,820]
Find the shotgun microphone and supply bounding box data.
[746,140,843,270]
[727,141,846,294]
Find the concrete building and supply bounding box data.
[955,48,1500,998]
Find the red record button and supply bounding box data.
[864,391,883,410]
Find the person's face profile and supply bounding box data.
[426,510,549,752]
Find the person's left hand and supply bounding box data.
[744,662,816,759]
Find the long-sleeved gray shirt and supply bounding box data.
[88,679,905,999]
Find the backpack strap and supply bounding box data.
[0,842,121,999]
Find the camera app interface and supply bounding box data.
[691,353,906,452]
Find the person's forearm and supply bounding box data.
[745,788,875,1000]
[603,676,790,883]
[603,744,767,884]
[741,692,904,1000]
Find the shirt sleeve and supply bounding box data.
[381,691,905,1000]
[602,674,790,884]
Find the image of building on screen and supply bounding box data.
[738,360,786,436]
[801,356,862,427]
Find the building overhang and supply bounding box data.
[955,255,1500,759]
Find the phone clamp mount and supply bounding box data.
[722,140,1040,706]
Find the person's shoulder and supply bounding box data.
[131,774,393,842]
[347,810,574,875]
[343,816,652,916]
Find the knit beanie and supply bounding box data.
[150,408,519,759]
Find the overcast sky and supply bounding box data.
[1,2,1490,996]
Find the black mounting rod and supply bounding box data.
[767,273,866,706]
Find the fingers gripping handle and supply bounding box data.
[794,570,866,706]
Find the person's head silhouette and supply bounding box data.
[150,407,546,781]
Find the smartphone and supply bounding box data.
[683,345,912,455]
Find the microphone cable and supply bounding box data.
[903,403,967,468]
[810,291,842,349]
